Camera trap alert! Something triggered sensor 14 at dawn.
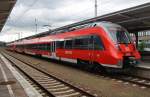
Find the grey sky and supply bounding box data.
[0,0,150,42]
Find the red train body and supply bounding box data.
[7,22,141,69]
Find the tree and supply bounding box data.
[138,40,146,51]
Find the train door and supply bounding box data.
[89,35,95,64]
[89,35,105,64]
[51,41,56,58]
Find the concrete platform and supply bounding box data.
[137,61,150,69]
[0,58,28,97]
[0,54,42,97]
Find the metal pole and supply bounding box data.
[18,32,20,40]
[19,32,22,39]
[135,32,138,48]
[95,0,97,17]
[15,33,20,41]
[35,18,37,34]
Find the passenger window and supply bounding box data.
[73,36,89,49]
[41,44,43,50]
[45,44,47,50]
[42,44,44,50]
[44,44,47,50]
[89,35,104,50]
[42,44,45,50]
[56,41,64,49]
[65,39,73,49]
[40,44,42,50]
[48,43,51,50]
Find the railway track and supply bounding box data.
[110,74,150,89]
[2,51,150,96]
[1,52,98,97]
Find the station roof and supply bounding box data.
[26,3,150,39]
[14,2,150,41]
[57,2,150,33]
[0,0,16,32]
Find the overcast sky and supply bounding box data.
[0,0,150,42]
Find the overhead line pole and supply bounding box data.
[35,18,37,34]
[95,0,98,17]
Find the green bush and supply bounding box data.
[138,41,146,51]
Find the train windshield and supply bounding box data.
[103,24,131,44]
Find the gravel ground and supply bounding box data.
[3,49,150,97]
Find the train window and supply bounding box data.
[41,44,44,50]
[29,44,31,49]
[39,44,41,50]
[24,45,26,49]
[30,44,32,49]
[33,44,35,49]
[36,44,38,49]
[65,39,73,49]
[45,44,48,51]
[44,44,47,50]
[32,44,34,49]
[47,43,51,50]
[28,44,30,49]
[88,35,104,50]
[73,36,89,49]
[43,44,46,50]
[93,36,104,50]
[45,44,47,50]
[34,44,36,49]
[56,41,64,49]
[40,44,42,50]
[29,44,30,49]
[27,45,28,49]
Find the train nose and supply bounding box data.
[118,44,135,55]
[125,46,130,52]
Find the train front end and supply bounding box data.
[101,22,141,69]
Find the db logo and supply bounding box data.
[65,51,72,54]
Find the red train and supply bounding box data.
[7,21,141,70]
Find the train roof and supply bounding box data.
[8,26,103,45]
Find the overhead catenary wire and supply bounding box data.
[3,0,100,41]
[3,0,39,33]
